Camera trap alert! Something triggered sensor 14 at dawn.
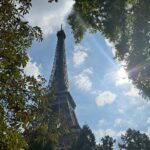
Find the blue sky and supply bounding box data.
[25,0,150,143]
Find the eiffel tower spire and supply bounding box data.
[48,27,80,149]
[48,26,68,92]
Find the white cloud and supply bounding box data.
[98,120,108,128]
[73,45,88,67]
[73,50,88,67]
[73,68,93,91]
[114,118,123,127]
[114,118,137,128]
[74,75,92,91]
[94,128,125,140]
[147,128,150,137]
[26,0,74,36]
[118,108,125,114]
[24,57,41,79]
[127,96,150,111]
[96,91,117,106]
[124,85,139,97]
[116,67,129,85]
[104,67,129,86]
[82,68,93,75]
[105,38,116,56]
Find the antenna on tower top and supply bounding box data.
[61,24,62,30]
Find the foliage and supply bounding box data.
[0,0,59,149]
[71,125,96,150]
[0,125,27,150]
[68,0,150,100]
[70,126,150,150]
[118,128,150,150]
[27,124,56,150]
[96,135,116,150]
[48,0,58,2]
[26,91,67,150]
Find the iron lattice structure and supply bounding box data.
[48,28,80,149]
[48,29,69,92]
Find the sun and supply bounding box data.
[116,67,129,85]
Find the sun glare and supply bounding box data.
[116,67,129,85]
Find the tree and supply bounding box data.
[97,135,116,150]
[71,125,96,150]
[118,128,150,150]
[0,0,61,149]
[26,90,67,150]
[0,0,44,149]
[68,0,150,100]
[27,124,57,150]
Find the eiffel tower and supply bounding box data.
[48,26,80,149]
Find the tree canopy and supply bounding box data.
[97,135,116,150]
[0,0,60,149]
[71,125,96,150]
[118,128,150,150]
[71,126,150,150]
[68,0,150,100]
